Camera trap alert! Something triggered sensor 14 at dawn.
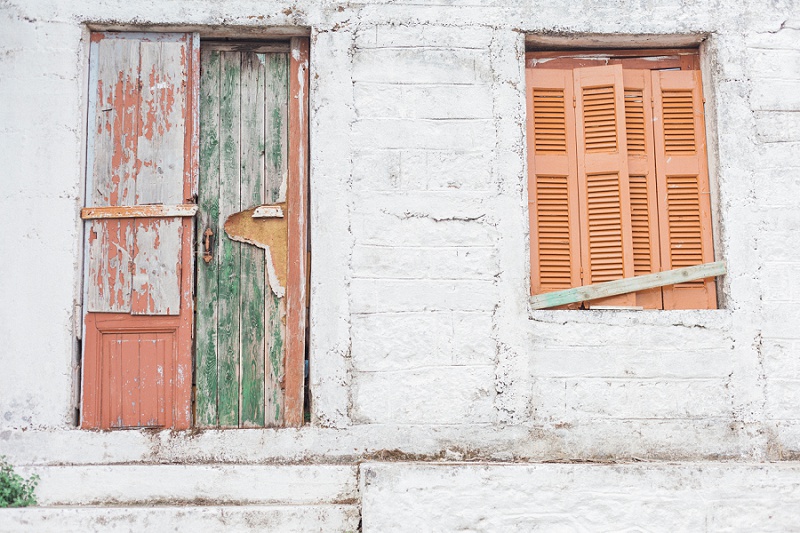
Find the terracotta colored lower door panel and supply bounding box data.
[82,312,192,429]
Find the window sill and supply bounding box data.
[528,307,731,329]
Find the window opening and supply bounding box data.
[526,49,720,310]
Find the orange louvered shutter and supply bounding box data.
[623,70,662,309]
[573,65,635,307]
[652,70,717,309]
[526,69,582,298]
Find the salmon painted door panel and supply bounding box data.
[82,32,199,430]
[195,39,308,428]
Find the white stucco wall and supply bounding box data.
[1,0,800,528]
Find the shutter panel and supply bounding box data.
[526,69,582,299]
[82,32,199,429]
[623,70,662,309]
[652,70,717,309]
[574,65,635,307]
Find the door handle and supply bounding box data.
[203,227,214,264]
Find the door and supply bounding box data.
[81,32,200,429]
[194,39,309,428]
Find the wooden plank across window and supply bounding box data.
[530,261,725,310]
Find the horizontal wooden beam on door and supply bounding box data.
[81,204,199,220]
[530,261,726,310]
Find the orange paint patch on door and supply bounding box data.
[223,204,288,297]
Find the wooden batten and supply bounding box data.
[81,204,198,220]
[530,261,725,310]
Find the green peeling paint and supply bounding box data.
[196,49,289,428]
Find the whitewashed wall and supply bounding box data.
[1,0,800,528]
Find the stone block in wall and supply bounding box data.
[353,48,491,84]
[354,83,494,119]
[349,278,497,313]
[351,244,497,280]
[352,117,494,150]
[352,366,495,424]
[351,311,494,372]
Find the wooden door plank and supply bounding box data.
[195,48,222,427]
[284,37,310,427]
[86,219,134,313]
[138,334,158,427]
[120,333,140,427]
[265,292,286,425]
[217,50,243,427]
[239,51,267,427]
[264,51,289,425]
[106,334,123,428]
[91,37,140,207]
[131,218,183,315]
[136,39,188,205]
[266,53,289,203]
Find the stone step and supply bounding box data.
[16,464,357,506]
[1,505,360,533]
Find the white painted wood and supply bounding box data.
[86,220,134,313]
[253,205,284,218]
[91,38,139,207]
[530,261,726,310]
[136,39,187,205]
[131,218,183,315]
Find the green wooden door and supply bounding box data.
[195,44,289,427]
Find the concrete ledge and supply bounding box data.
[0,505,360,533]
[361,462,800,532]
[17,464,357,506]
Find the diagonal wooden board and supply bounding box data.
[530,261,726,310]
[224,203,288,298]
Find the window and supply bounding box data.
[525,49,718,310]
[80,32,309,430]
